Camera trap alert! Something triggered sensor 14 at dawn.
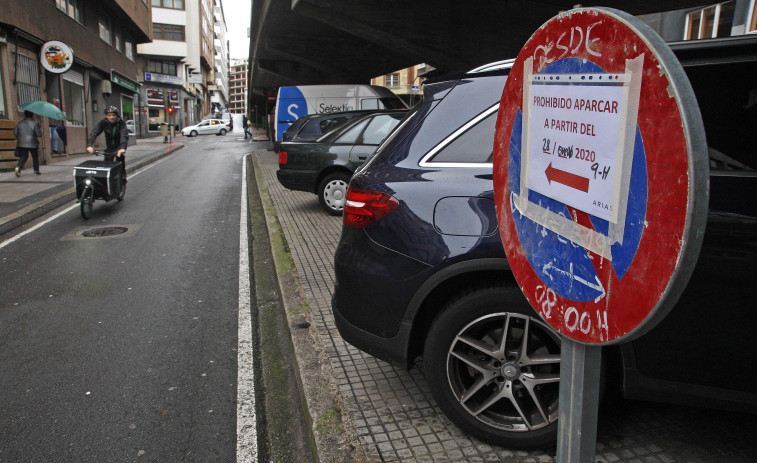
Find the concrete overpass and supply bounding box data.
[247,1,713,111]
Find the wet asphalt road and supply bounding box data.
[0,135,254,462]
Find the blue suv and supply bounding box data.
[332,46,756,449]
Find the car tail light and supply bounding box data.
[343,187,399,228]
[278,151,288,165]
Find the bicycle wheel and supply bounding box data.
[80,199,93,219]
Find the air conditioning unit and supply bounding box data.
[102,80,112,94]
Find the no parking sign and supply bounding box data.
[493,8,709,344]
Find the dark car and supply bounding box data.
[275,110,383,152]
[332,41,757,450]
[276,110,407,215]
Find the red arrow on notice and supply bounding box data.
[545,162,590,192]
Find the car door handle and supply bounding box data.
[358,155,367,160]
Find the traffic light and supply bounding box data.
[167,106,174,114]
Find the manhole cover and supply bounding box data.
[81,226,129,237]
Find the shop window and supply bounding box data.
[63,79,85,126]
[685,2,734,39]
[99,16,111,44]
[13,53,40,106]
[153,23,185,41]
[56,0,82,23]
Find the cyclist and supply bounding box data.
[87,106,130,182]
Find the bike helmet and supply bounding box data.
[104,106,119,116]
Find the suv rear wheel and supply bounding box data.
[424,284,561,449]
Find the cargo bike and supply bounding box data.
[73,151,126,219]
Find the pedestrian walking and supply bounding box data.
[243,114,252,139]
[48,99,63,154]
[14,110,43,176]
[56,124,67,153]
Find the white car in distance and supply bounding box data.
[181,119,230,137]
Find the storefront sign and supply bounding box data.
[111,71,139,93]
[41,41,74,73]
[188,73,202,84]
[147,88,164,107]
[145,72,184,86]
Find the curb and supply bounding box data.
[0,144,184,237]
[250,152,367,463]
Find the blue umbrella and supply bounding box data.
[19,100,66,120]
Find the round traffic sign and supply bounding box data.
[493,8,708,344]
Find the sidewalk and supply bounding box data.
[0,136,185,236]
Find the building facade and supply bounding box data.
[0,0,150,166]
[209,1,229,114]
[641,0,757,40]
[228,58,247,115]
[370,63,429,107]
[136,0,220,137]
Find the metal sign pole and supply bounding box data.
[557,340,601,462]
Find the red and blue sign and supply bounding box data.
[493,8,708,344]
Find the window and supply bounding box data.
[685,2,734,39]
[0,58,6,118]
[153,23,186,41]
[423,106,499,165]
[114,28,122,53]
[148,60,177,75]
[14,53,41,106]
[152,0,184,9]
[335,119,370,144]
[56,0,82,23]
[99,16,111,44]
[124,37,134,61]
[385,73,400,87]
[360,115,404,145]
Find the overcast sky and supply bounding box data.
[221,0,251,60]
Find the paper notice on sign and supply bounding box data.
[526,77,625,222]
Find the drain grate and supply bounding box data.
[81,226,129,237]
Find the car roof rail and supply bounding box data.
[467,59,516,74]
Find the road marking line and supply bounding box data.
[0,204,77,249]
[0,157,163,250]
[237,154,258,462]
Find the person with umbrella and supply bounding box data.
[14,110,43,176]
[18,99,67,156]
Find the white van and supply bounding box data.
[274,85,407,142]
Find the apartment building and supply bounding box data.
[136,0,224,136]
[209,2,229,114]
[0,0,150,166]
[641,0,757,40]
[228,58,247,115]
